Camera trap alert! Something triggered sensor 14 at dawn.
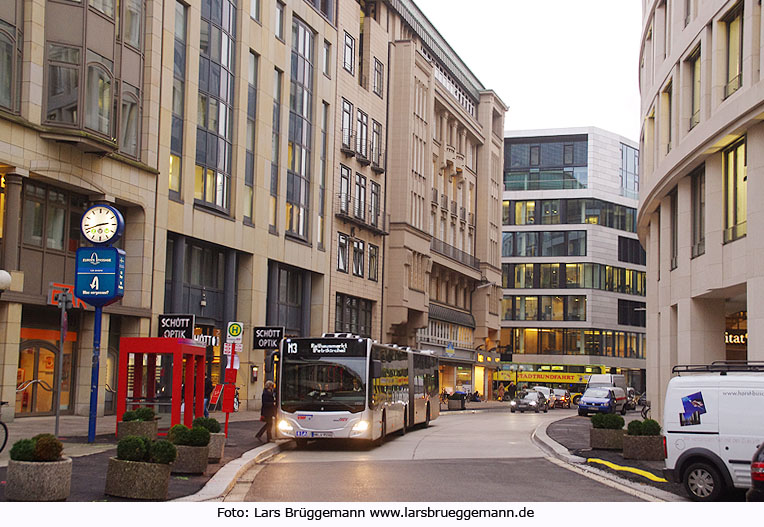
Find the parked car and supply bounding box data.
[552,389,571,409]
[587,373,628,391]
[532,386,555,409]
[577,386,627,416]
[747,441,764,502]
[510,391,549,413]
[663,364,764,501]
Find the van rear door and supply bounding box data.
[718,379,764,488]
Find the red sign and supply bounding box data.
[209,384,224,405]
[222,384,236,413]
[225,368,238,384]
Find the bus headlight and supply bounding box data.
[277,420,294,432]
[352,420,369,432]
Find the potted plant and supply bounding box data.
[623,419,665,460]
[117,407,158,440]
[104,435,177,500]
[6,433,72,501]
[169,424,210,474]
[589,413,625,450]
[193,417,225,463]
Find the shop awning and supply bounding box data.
[428,304,475,328]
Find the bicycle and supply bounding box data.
[640,399,651,419]
[1,401,8,453]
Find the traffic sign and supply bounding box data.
[74,247,125,307]
[226,321,244,343]
[223,342,243,356]
[253,326,284,349]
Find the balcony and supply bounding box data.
[450,200,457,216]
[440,194,448,209]
[370,144,385,173]
[341,129,355,156]
[334,193,388,235]
[430,238,480,269]
[431,187,439,203]
[356,137,371,166]
[459,206,466,221]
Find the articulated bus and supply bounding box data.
[276,334,439,446]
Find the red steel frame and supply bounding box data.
[116,337,206,436]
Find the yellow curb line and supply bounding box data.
[587,458,668,483]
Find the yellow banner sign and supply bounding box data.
[493,371,591,384]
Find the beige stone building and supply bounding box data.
[638,0,764,420]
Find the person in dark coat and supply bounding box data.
[507,381,517,400]
[256,380,277,442]
[204,377,214,418]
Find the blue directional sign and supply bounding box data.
[74,247,125,307]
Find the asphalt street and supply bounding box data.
[241,408,645,502]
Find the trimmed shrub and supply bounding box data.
[149,440,177,464]
[592,413,624,430]
[32,433,57,443]
[135,407,156,421]
[186,426,211,447]
[9,439,37,462]
[117,436,148,462]
[192,417,221,434]
[627,420,645,436]
[642,419,662,436]
[122,410,139,422]
[169,424,190,445]
[34,435,63,461]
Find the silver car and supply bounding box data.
[510,391,549,413]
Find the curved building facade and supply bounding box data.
[638,0,764,419]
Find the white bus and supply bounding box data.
[276,334,439,446]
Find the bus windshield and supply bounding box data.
[281,356,367,413]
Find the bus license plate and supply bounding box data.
[311,432,333,438]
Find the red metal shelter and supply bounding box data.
[116,337,206,436]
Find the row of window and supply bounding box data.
[338,165,381,227]
[505,138,588,170]
[341,99,383,166]
[501,263,646,297]
[502,230,586,258]
[508,327,646,359]
[337,233,379,281]
[503,198,637,233]
[342,30,384,97]
[501,295,587,322]
[335,293,372,338]
[503,168,588,192]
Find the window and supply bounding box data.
[338,233,349,272]
[275,2,284,40]
[567,231,586,256]
[514,263,534,288]
[339,165,351,214]
[170,1,187,195]
[373,58,383,96]
[620,144,639,199]
[684,0,692,26]
[119,83,140,157]
[725,4,743,98]
[335,293,372,337]
[370,181,380,227]
[90,0,114,19]
[0,10,22,112]
[22,182,87,253]
[322,40,331,76]
[516,232,538,257]
[244,51,258,223]
[670,190,678,269]
[566,296,586,321]
[251,0,261,21]
[270,68,282,231]
[663,81,672,153]
[285,19,314,238]
[356,110,368,158]
[540,200,560,224]
[369,244,379,281]
[618,236,646,265]
[530,145,540,166]
[514,201,535,224]
[689,46,700,129]
[47,44,80,125]
[85,52,113,136]
[343,31,354,74]
[371,120,382,167]
[691,165,705,257]
[563,144,573,165]
[354,173,366,220]
[540,264,559,288]
[540,231,566,256]
[305,0,335,23]
[318,101,328,248]
[618,300,646,327]
[723,138,746,242]
[123,0,142,48]
[540,296,564,321]
[352,239,364,277]
[341,99,353,149]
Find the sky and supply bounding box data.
[413,0,643,142]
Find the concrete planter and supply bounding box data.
[623,435,665,461]
[447,399,465,410]
[171,445,209,474]
[590,428,625,450]
[208,433,226,463]
[104,457,171,500]
[6,456,72,501]
[117,419,158,441]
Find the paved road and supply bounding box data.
[240,408,645,502]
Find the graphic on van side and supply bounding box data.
[679,391,706,426]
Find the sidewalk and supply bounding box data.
[0,410,277,501]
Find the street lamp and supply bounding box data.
[0,269,12,298]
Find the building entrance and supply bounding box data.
[16,339,73,416]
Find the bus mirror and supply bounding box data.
[372,360,382,378]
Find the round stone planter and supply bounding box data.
[6,456,72,501]
[104,457,171,500]
[117,419,158,441]
[208,433,226,463]
[590,428,625,450]
[171,445,209,474]
[623,435,665,461]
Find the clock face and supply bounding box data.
[82,206,120,244]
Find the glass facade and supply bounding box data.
[502,230,586,257]
[502,295,586,321]
[504,136,588,191]
[509,327,646,359]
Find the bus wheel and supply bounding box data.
[295,438,308,449]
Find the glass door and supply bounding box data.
[16,340,72,416]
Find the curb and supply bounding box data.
[532,418,684,502]
[173,440,287,502]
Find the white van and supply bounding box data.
[663,363,764,501]
[587,373,627,391]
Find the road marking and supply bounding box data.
[545,456,667,502]
[587,458,668,482]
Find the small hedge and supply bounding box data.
[192,417,221,434]
[9,435,64,462]
[116,435,177,464]
[169,423,210,446]
[626,418,662,436]
[591,413,625,430]
[122,407,156,422]
[627,420,644,436]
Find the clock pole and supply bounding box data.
[88,305,103,443]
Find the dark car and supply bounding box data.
[510,391,548,413]
[747,441,764,501]
[552,389,571,409]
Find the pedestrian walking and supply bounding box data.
[507,381,516,400]
[255,380,277,443]
[497,383,505,401]
[204,376,214,418]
